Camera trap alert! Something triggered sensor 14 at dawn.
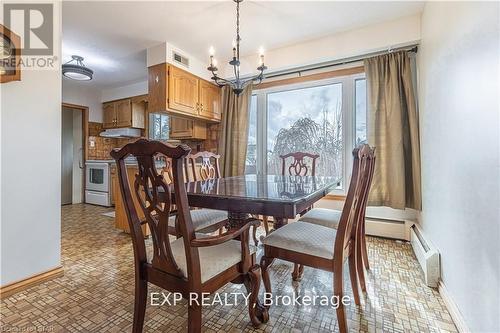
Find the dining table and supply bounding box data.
[171,174,340,231]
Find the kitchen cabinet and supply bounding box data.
[198,80,222,121]
[111,165,150,236]
[148,63,221,123]
[170,116,207,140]
[102,95,147,129]
[168,65,199,116]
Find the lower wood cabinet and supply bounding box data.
[111,165,150,236]
[170,116,207,140]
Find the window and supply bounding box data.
[355,78,367,145]
[247,72,367,194]
[149,113,169,141]
[245,95,258,174]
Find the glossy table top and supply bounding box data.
[185,174,339,202]
[177,174,340,217]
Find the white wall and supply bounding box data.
[418,2,499,332]
[230,14,421,76]
[62,81,102,122]
[0,4,62,286]
[101,80,147,102]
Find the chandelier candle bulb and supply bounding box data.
[209,46,215,56]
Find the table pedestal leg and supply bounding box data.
[273,217,288,229]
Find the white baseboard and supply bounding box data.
[438,280,470,333]
[365,217,414,241]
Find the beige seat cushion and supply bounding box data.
[169,209,228,231]
[170,235,256,283]
[298,208,341,229]
[262,222,336,259]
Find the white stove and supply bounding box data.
[85,160,113,207]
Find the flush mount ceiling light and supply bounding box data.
[207,0,267,95]
[62,55,93,81]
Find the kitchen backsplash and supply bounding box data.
[87,122,220,160]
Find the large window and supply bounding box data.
[246,73,367,193]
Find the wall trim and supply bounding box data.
[0,266,64,299]
[438,280,470,333]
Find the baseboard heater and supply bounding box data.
[410,223,440,287]
[364,217,413,241]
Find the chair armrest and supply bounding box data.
[190,218,260,247]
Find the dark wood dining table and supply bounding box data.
[172,174,339,230]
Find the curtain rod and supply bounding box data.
[262,44,418,80]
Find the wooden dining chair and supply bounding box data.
[111,139,267,333]
[260,152,320,237]
[184,151,229,234]
[260,145,373,333]
[297,146,376,291]
[158,153,228,236]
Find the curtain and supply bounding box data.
[364,51,422,210]
[218,85,252,177]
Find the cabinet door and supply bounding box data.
[148,63,167,113]
[170,117,193,138]
[115,99,132,128]
[168,65,199,116]
[102,103,116,128]
[199,80,221,121]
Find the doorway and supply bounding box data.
[61,103,88,205]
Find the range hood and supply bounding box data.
[99,128,141,138]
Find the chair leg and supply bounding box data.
[361,221,370,270]
[333,267,347,333]
[244,264,267,327]
[260,256,274,297]
[291,264,304,281]
[132,277,147,333]
[348,254,360,306]
[356,225,367,292]
[262,216,270,235]
[252,224,259,246]
[187,303,202,333]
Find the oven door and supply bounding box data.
[86,163,109,192]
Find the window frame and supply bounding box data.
[250,71,366,196]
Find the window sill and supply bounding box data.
[324,194,346,201]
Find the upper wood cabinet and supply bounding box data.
[170,117,207,140]
[168,65,199,116]
[198,80,222,121]
[148,63,221,123]
[102,95,147,129]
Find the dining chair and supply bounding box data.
[158,153,228,236]
[260,152,320,238]
[184,151,229,234]
[111,139,267,333]
[260,145,373,333]
[297,146,376,291]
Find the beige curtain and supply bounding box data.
[218,85,252,177]
[364,51,422,210]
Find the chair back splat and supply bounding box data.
[279,152,320,176]
[186,151,221,181]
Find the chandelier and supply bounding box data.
[207,0,267,95]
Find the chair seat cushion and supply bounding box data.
[298,208,341,229]
[169,209,228,231]
[170,235,256,283]
[262,222,336,259]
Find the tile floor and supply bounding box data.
[0,204,457,332]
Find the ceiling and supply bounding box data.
[62,1,424,89]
